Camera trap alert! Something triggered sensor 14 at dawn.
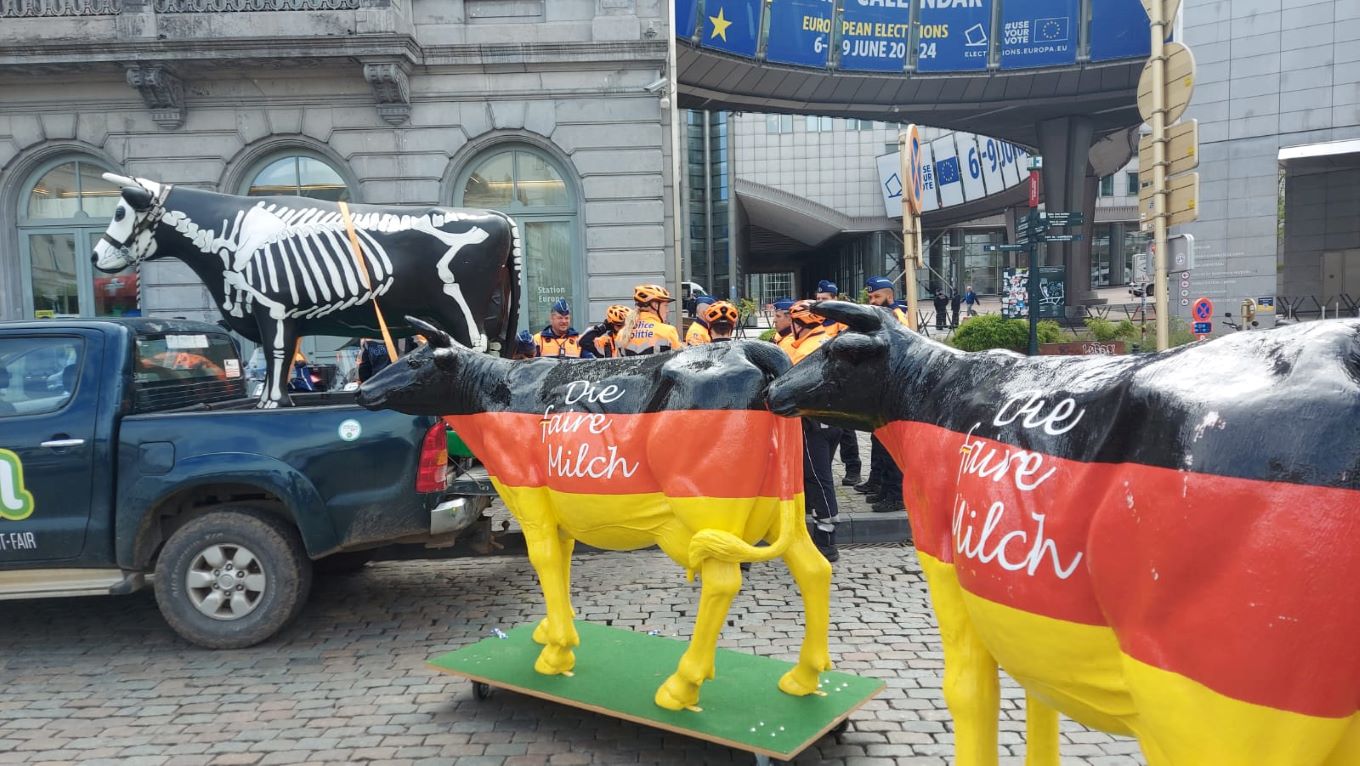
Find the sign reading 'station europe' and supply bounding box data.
[999,0,1078,69]
[1090,0,1152,61]
[916,0,992,72]
[701,0,762,58]
[839,0,911,72]
[766,0,836,68]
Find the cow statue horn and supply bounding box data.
[814,300,884,333]
[405,315,453,348]
[102,172,137,187]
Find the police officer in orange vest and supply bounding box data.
[703,300,739,342]
[579,304,631,358]
[686,295,717,346]
[618,284,683,356]
[859,278,907,513]
[531,298,583,358]
[769,297,794,345]
[780,300,841,562]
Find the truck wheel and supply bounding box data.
[154,506,312,649]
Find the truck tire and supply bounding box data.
[154,506,312,649]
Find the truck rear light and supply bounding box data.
[416,423,449,494]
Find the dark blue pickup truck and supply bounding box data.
[0,318,493,648]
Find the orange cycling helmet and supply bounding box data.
[789,299,823,326]
[703,301,739,325]
[633,284,674,304]
[605,304,632,326]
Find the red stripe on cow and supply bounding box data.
[446,411,801,500]
[878,419,1360,719]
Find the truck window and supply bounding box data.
[0,337,84,418]
[134,332,247,412]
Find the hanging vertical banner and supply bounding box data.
[959,135,989,201]
[700,0,763,58]
[766,0,836,67]
[838,0,911,72]
[916,0,993,73]
[999,140,1022,186]
[931,136,965,208]
[1000,0,1078,69]
[1090,0,1152,62]
[918,142,939,213]
[676,0,700,39]
[877,151,905,219]
[977,135,1007,195]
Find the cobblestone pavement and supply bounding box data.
[0,546,1146,766]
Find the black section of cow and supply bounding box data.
[768,301,1360,493]
[355,316,791,417]
[97,186,519,408]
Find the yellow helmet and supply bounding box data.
[703,301,739,325]
[605,304,632,326]
[789,299,823,326]
[633,284,674,304]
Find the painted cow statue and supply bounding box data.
[767,301,1360,766]
[357,317,832,712]
[91,174,520,408]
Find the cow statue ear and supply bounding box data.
[433,347,457,371]
[121,185,154,212]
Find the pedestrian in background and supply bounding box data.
[950,287,962,328]
[964,284,978,316]
[932,286,948,331]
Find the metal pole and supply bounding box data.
[703,109,714,301]
[726,112,739,302]
[1151,0,1170,350]
[1027,161,1041,356]
[666,0,685,332]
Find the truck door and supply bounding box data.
[0,331,102,563]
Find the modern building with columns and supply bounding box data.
[0,0,675,340]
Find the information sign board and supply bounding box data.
[699,0,763,58]
[916,0,993,72]
[839,1,911,72]
[1000,0,1078,70]
[765,0,835,67]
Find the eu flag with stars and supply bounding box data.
[700,0,762,59]
[936,157,961,186]
[1033,17,1070,43]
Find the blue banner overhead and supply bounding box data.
[838,0,912,73]
[676,0,699,39]
[916,0,993,73]
[999,0,1078,69]
[766,0,836,68]
[1090,0,1152,62]
[700,0,763,58]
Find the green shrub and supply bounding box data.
[1037,320,1063,344]
[1084,317,1140,342]
[951,314,1029,352]
[737,297,757,319]
[759,328,778,342]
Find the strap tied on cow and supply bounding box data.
[338,201,398,362]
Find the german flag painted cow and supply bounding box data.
[767,301,1360,766]
[358,317,831,712]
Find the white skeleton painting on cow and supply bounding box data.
[91,174,520,408]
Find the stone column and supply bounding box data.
[1036,115,1097,310]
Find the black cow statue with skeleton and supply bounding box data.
[91,173,520,408]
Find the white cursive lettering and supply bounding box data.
[993,391,1085,436]
[563,380,625,406]
[547,444,639,480]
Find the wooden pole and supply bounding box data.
[1151,0,1170,350]
[666,0,686,335]
[898,131,920,331]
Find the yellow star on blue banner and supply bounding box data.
[709,7,732,41]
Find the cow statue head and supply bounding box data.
[91,173,168,273]
[357,316,478,415]
[768,300,952,431]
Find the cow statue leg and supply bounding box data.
[1024,694,1060,766]
[918,552,1003,766]
[770,510,833,697]
[532,537,577,645]
[655,555,743,712]
[254,310,297,409]
[517,500,579,675]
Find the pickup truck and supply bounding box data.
[0,318,493,648]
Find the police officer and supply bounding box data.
[703,300,739,342]
[531,298,583,358]
[781,300,842,562]
[814,280,845,337]
[579,304,631,358]
[618,284,683,356]
[770,297,794,345]
[859,277,907,514]
[686,294,717,346]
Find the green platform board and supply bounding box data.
[428,622,885,760]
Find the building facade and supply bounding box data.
[1,0,675,341]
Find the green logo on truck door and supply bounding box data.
[0,449,35,521]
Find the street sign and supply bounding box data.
[1193,321,1212,336]
[1138,42,1196,125]
[904,124,924,215]
[1140,0,1182,26]
[1169,233,1195,270]
[1192,297,1214,322]
[984,244,1028,252]
[1043,211,1085,227]
[1133,253,1151,283]
[1139,171,1199,229]
[1038,234,1084,243]
[1138,120,1199,178]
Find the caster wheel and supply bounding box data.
[753,755,785,766]
[472,681,493,700]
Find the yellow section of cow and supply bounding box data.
[490,480,832,713]
[920,550,1360,765]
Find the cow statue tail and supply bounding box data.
[685,417,801,577]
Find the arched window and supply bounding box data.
[456,146,579,331]
[18,157,138,319]
[242,153,351,202]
